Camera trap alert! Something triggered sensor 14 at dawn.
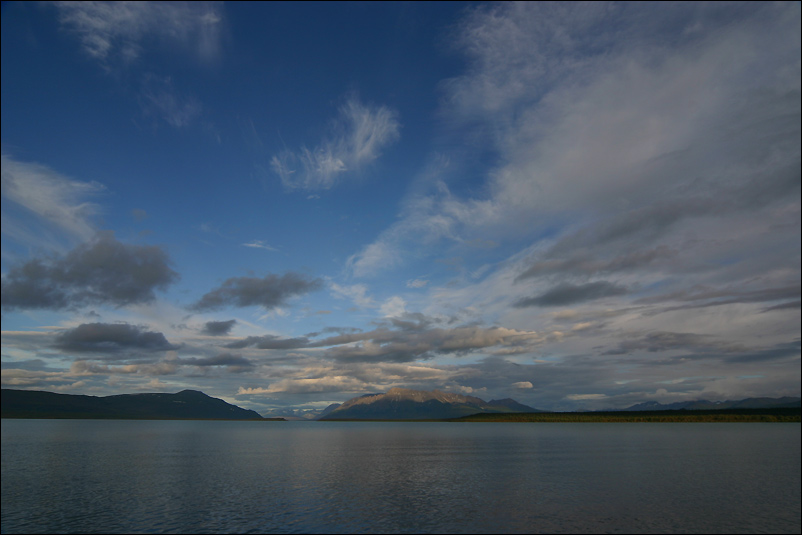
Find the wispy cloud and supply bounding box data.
[330,282,375,308]
[50,1,224,67]
[336,3,802,412]
[515,281,629,308]
[271,97,400,191]
[48,2,223,133]
[241,240,278,252]
[350,2,800,286]
[1,153,104,248]
[138,74,202,129]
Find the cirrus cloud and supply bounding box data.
[271,96,400,191]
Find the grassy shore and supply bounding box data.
[449,407,801,423]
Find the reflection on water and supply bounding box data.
[2,420,800,533]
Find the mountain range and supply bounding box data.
[318,387,542,420]
[261,403,342,421]
[3,387,798,421]
[622,397,801,411]
[1,388,270,420]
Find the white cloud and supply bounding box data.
[406,279,429,289]
[512,381,533,389]
[566,394,609,401]
[349,2,800,282]
[51,1,224,66]
[271,97,400,191]
[330,282,375,308]
[238,375,371,394]
[138,74,202,129]
[242,240,278,252]
[1,153,103,248]
[380,296,407,318]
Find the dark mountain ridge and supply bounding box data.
[1,388,270,420]
[623,396,801,411]
[319,387,542,420]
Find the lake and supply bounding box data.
[1,420,800,534]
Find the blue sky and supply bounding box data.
[2,1,800,413]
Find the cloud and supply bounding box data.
[53,322,178,356]
[762,301,801,313]
[380,296,407,318]
[721,340,801,364]
[271,96,400,190]
[602,331,747,356]
[1,368,77,388]
[515,281,629,308]
[311,321,546,364]
[516,246,677,281]
[1,232,179,311]
[50,1,224,66]
[181,353,254,369]
[201,319,236,336]
[330,282,375,308]
[190,273,323,312]
[224,335,310,350]
[407,279,429,288]
[70,360,138,375]
[512,381,533,389]
[218,314,547,366]
[346,157,465,277]
[566,394,608,401]
[348,2,800,287]
[241,240,278,252]
[637,285,801,309]
[1,153,104,245]
[239,375,370,395]
[138,74,202,128]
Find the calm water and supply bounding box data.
[1,420,800,534]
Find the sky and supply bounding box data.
[1,1,800,414]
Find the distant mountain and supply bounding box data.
[1,388,272,420]
[261,403,342,421]
[317,403,342,419]
[319,388,541,420]
[623,397,801,411]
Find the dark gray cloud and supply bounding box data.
[648,340,802,366]
[53,322,178,356]
[762,301,801,313]
[201,319,237,336]
[515,281,628,308]
[517,246,676,281]
[387,312,442,332]
[224,335,310,350]
[1,232,178,311]
[0,359,51,371]
[190,273,323,312]
[602,331,747,356]
[637,284,801,310]
[722,340,801,364]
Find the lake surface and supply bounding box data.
[2,420,800,534]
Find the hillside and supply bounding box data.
[450,407,801,423]
[319,388,541,420]
[623,397,801,411]
[1,388,274,420]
